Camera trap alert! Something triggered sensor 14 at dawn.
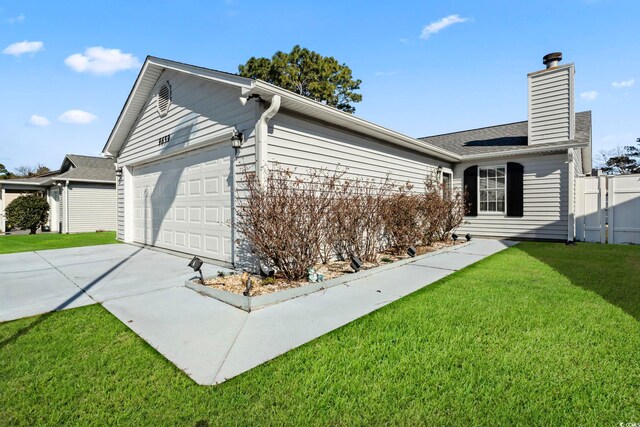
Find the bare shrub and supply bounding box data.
[381,184,423,254]
[328,176,393,262]
[235,166,340,280]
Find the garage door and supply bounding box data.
[133,144,233,262]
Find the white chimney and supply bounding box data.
[527,52,575,145]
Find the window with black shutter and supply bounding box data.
[463,166,478,217]
[463,163,524,217]
[506,162,524,217]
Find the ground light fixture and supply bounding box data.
[407,246,417,257]
[350,256,363,272]
[452,233,459,245]
[465,233,472,242]
[188,256,205,285]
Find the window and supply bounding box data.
[479,166,506,213]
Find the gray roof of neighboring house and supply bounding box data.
[419,111,592,156]
[56,155,115,182]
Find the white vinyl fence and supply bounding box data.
[576,174,640,244]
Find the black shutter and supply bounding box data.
[463,166,478,217]
[506,162,524,217]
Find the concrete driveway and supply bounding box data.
[0,244,233,322]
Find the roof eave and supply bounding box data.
[459,142,589,161]
[247,81,461,162]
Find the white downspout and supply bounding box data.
[255,95,281,185]
[567,149,575,242]
[64,180,70,234]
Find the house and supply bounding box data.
[0,154,116,234]
[103,52,591,267]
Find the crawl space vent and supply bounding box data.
[157,83,171,117]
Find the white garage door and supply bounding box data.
[133,144,233,262]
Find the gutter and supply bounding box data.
[459,142,588,162]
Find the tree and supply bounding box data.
[12,163,51,178]
[5,195,50,234]
[0,163,14,179]
[598,140,640,175]
[239,45,363,113]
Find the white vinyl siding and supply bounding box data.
[528,65,575,145]
[454,153,568,240]
[266,111,449,189]
[117,69,256,169]
[67,184,116,233]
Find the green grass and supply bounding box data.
[0,231,119,254]
[1,242,639,425]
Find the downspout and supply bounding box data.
[567,149,575,243]
[255,95,281,185]
[65,180,70,234]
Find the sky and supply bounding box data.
[1,0,638,172]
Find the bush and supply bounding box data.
[236,166,465,280]
[5,194,50,234]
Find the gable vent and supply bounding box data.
[157,83,171,117]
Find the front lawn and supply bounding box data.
[1,242,639,425]
[0,231,119,254]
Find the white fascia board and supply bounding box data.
[245,81,462,163]
[460,142,588,161]
[43,178,115,185]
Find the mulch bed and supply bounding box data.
[199,241,454,297]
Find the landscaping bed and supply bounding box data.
[188,240,458,311]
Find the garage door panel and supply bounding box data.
[133,143,233,262]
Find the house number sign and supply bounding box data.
[158,134,171,146]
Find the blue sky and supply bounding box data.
[1,0,638,171]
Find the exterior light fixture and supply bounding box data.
[115,167,123,177]
[242,272,253,296]
[231,129,244,148]
[350,256,363,272]
[407,246,417,257]
[188,256,205,284]
[452,233,459,244]
[260,263,275,277]
[465,233,472,242]
[437,166,443,181]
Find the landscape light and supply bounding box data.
[407,246,417,257]
[242,276,253,296]
[465,233,472,242]
[260,263,275,277]
[350,256,363,273]
[188,256,205,285]
[452,233,459,244]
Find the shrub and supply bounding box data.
[381,184,423,253]
[235,166,340,280]
[5,194,50,234]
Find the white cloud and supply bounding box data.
[6,13,25,24]
[612,78,634,88]
[28,114,50,126]
[580,90,598,101]
[64,47,141,75]
[374,71,396,77]
[420,14,469,39]
[2,40,44,56]
[59,110,97,124]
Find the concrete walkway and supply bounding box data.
[104,239,517,385]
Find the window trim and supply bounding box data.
[478,165,507,215]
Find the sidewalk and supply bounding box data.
[104,238,517,385]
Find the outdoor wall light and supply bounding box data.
[350,255,363,272]
[437,165,443,181]
[452,233,459,244]
[407,246,417,257]
[188,256,205,285]
[231,129,244,148]
[115,167,123,177]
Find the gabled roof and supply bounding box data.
[52,154,115,183]
[419,111,592,157]
[102,56,461,163]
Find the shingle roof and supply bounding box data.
[56,155,115,182]
[419,111,591,156]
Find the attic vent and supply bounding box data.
[157,83,171,117]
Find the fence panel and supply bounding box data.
[609,174,640,244]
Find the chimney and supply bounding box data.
[527,52,575,145]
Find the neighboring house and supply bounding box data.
[0,155,116,234]
[102,52,591,267]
